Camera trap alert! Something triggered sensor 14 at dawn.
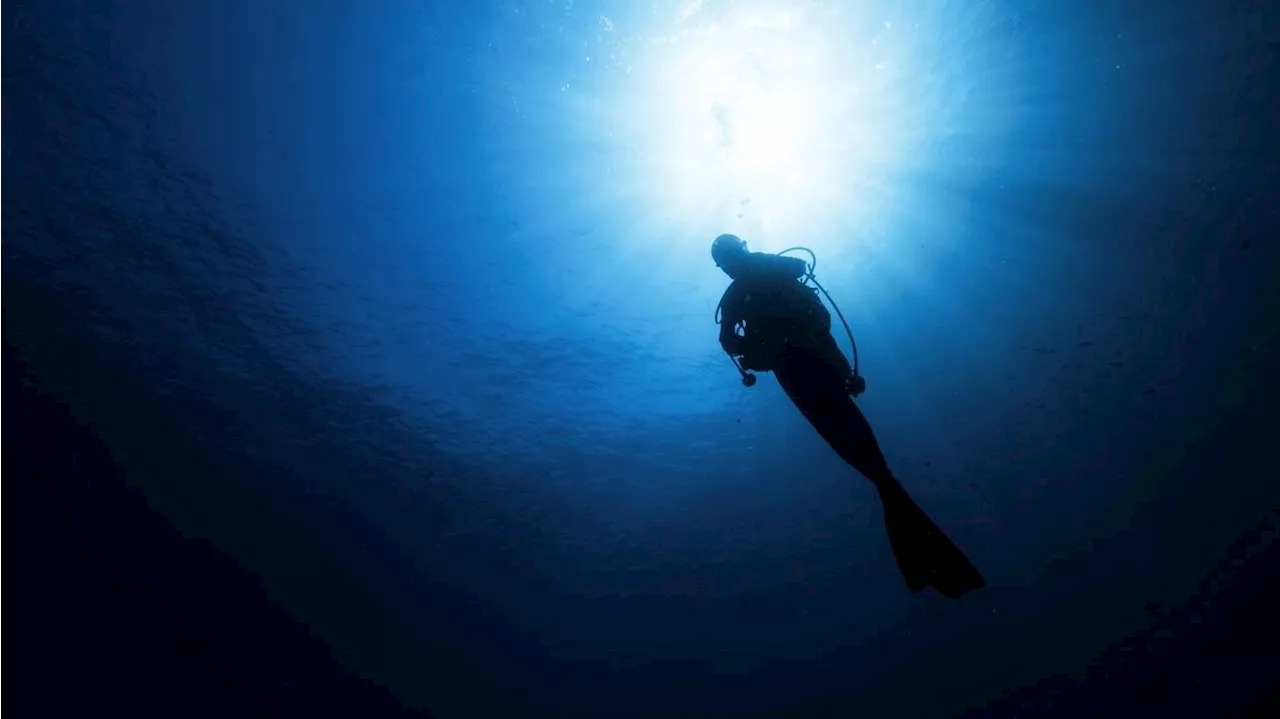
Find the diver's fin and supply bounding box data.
[876,481,986,599]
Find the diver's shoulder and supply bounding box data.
[743,252,805,278]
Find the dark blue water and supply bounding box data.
[5,1,1278,717]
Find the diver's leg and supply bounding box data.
[774,352,892,485]
[775,350,985,598]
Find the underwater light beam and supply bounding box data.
[624,7,914,251]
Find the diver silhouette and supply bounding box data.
[712,233,985,599]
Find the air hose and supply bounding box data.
[776,247,860,380]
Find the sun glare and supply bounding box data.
[626,5,909,247]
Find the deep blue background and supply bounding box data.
[5,1,1279,717]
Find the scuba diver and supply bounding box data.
[712,233,985,599]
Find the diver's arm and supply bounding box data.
[720,317,746,356]
[719,299,746,356]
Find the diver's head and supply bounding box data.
[711,233,749,278]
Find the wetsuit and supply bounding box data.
[717,253,853,381]
[717,252,985,598]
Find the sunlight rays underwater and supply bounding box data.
[461,0,1021,459]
